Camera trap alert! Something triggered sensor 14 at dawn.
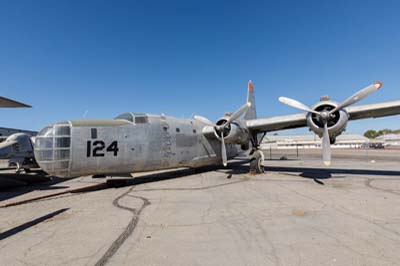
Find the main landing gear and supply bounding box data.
[248,132,267,175]
[249,149,265,174]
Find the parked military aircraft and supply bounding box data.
[0,133,38,172]
[0,96,37,172]
[33,81,400,178]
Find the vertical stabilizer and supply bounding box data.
[244,80,257,120]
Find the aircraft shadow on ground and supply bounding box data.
[0,173,73,202]
[0,161,249,202]
[0,208,69,240]
[265,166,400,177]
[265,165,400,185]
[127,160,250,187]
[4,160,397,201]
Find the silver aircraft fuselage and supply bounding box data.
[34,114,240,177]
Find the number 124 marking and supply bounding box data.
[87,140,119,157]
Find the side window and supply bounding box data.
[91,128,97,139]
[135,116,148,124]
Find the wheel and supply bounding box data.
[15,162,22,174]
[250,150,265,174]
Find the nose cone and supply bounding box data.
[34,122,72,177]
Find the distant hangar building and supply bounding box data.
[375,134,400,147]
[261,134,373,149]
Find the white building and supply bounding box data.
[375,134,400,147]
[261,134,371,149]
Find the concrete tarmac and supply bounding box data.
[1,150,400,266]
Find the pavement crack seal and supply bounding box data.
[133,179,247,193]
[365,178,400,196]
[94,186,150,266]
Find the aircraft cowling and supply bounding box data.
[306,101,349,141]
[213,118,250,145]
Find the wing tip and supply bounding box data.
[248,80,254,92]
[374,81,383,90]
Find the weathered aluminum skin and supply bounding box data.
[35,115,240,177]
[34,97,400,178]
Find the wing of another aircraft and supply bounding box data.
[0,127,37,141]
[0,96,31,108]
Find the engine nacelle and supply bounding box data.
[213,117,250,145]
[306,100,349,141]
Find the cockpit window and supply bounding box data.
[38,126,54,137]
[114,113,134,122]
[55,126,70,136]
[114,113,148,124]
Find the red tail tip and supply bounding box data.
[248,80,254,92]
[374,81,382,89]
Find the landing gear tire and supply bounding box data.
[15,163,22,174]
[23,168,31,173]
[250,150,265,174]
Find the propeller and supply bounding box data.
[279,81,382,166]
[278,97,320,115]
[322,122,331,166]
[221,131,227,167]
[329,82,382,114]
[216,102,251,131]
[216,102,251,166]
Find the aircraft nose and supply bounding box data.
[34,121,72,177]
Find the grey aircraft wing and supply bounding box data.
[345,100,400,120]
[0,96,31,108]
[245,113,307,133]
[245,100,400,133]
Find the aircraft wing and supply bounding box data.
[0,96,31,108]
[246,113,307,133]
[246,100,400,133]
[345,100,400,120]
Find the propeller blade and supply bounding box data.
[279,97,319,115]
[225,102,251,125]
[221,131,227,167]
[322,122,331,166]
[193,115,213,125]
[329,81,382,114]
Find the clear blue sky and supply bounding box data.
[0,0,399,134]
